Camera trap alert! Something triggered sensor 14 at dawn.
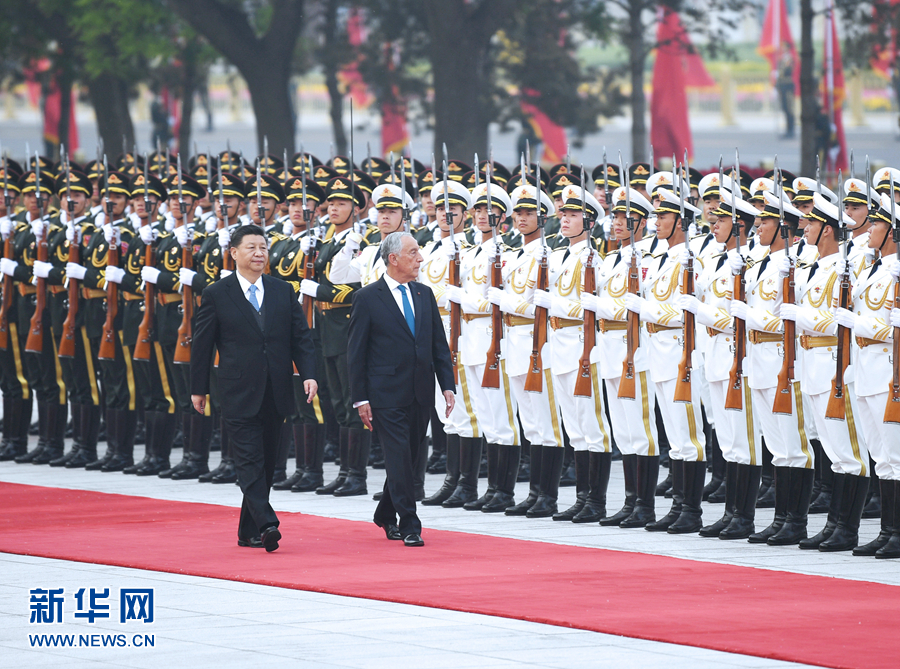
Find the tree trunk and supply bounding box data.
[87,72,135,158]
[628,0,647,163]
[322,0,347,156]
[799,0,817,175]
[243,67,296,157]
[178,41,198,158]
[56,68,74,160]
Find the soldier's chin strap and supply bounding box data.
[661,214,681,242]
[813,219,827,248]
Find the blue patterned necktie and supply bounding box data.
[248,284,261,312]
[398,284,415,336]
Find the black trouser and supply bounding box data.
[225,378,283,540]
[323,351,363,429]
[372,401,430,536]
[98,332,136,411]
[133,342,176,414]
[0,321,31,400]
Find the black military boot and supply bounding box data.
[863,461,881,519]
[333,428,371,497]
[482,444,520,513]
[423,433,460,505]
[66,404,99,468]
[646,459,684,532]
[201,415,228,482]
[443,437,482,508]
[819,474,869,552]
[16,400,47,464]
[0,396,14,459]
[875,480,900,559]
[137,411,175,476]
[125,409,155,474]
[293,424,325,492]
[103,409,135,472]
[553,450,589,521]
[275,423,305,490]
[506,443,541,516]
[854,478,894,556]
[160,413,192,478]
[809,441,833,514]
[756,441,776,508]
[600,453,636,526]
[621,454,659,528]
[526,446,565,518]
[669,460,705,534]
[517,440,531,482]
[465,442,499,511]
[720,464,762,540]
[426,409,447,474]
[3,398,32,462]
[703,429,725,502]
[172,414,212,480]
[32,402,66,465]
[700,461,737,537]
[368,429,384,469]
[750,465,790,543]
[318,426,350,494]
[573,451,611,523]
[656,468,673,497]
[768,467,815,546]
[799,472,845,549]
[559,443,576,487]
[86,407,117,471]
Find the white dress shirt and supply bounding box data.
[235,271,265,309]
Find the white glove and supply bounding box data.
[164,213,175,232]
[778,254,793,277]
[141,266,160,284]
[220,269,233,279]
[205,216,218,234]
[179,268,197,286]
[835,258,848,277]
[678,294,700,315]
[93,211,105,229]
[834,307,857,330]
[581,291,598,313]
[621,250,633,268]
[139,225,157,245]
[345,231,363,253]
[0,258,17,276]
[444,285,464,304]
[174,225,189,247]
[300,279,319,298]
[594,296,619,321]
[888,258,900,281]
[217,227,230,249]
[579,248,597,267]
[105,266,125,284]
[441,237,459,259]
[679,247,692,269]
[864,246,877,264]
[532,289,553,310]
[32,260,52,279]
[300,236,317,255]
[65,262,86,281]
[30,218,46,239]
[688,223,698,239]
[129,212,142,229]
[103,223,113,243]
[891,308,900,328]
[730,300,748,322]
[487,287,504,306]
[728,249,745,276]
[779,303,798,322]
[65,223,77,244]
[0,217,10,239]
[624,293,644,314]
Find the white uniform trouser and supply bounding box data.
[552,365,612,453]
[604,372,658,457]
[752,382,814,469]
[508,371,564,448]
[707,378,762,466]
[802,392,819,441]
[653,377,706,462]
[806,387,868,476]
[856,393,900,480]
[434,366,480,438]
[462,361,520,446]
[696,365,713,428]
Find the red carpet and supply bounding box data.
[1,482,896,669]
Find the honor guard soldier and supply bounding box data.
[592,162,621,246]
[413,167,440,245]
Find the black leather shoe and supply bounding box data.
[273,470,304,491]
[211,462,237,483]
[403,533,424,547]
[32,447,63,465]
[619,506,656,529]
[482,491,515,513]
[101,453,134,472]
[374,519,401,540]
[171,460,210,480]
[65,449,97,469]
[84,451,114,471]
[136,457,170,476]
[237,536,264,548]
[261,526,281,552]
[719,516,755,540]
[525,495,558,518]
[372,490,383,501]
[199,461,227,482]
[291,472,324,492]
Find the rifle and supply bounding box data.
[59,151,80,358]
[301,154,316,328]
[400,152,410,233]
[886,178,900,423]
[574,165,597,397]
[97,212,120,360]
[0,151,11,349]
[773,162,796,414]
[673,160,695,403]
[134,155,156,361]
[482,158,502,389]
[725,151,746,411]
[443,144,461,384]
[618,157,640,400]
[524,157,549,393]
[174,155,193,365]
[826,169,851,420]
[25,153,48,353]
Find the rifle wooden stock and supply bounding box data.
[524,254,549,393]
[825,270,852,420]
[174,239,193,365]
[98,232,119,360]
[573,252,596,397]
[301,246,315,329]
[58,235,80,358]
[25,225,48,353]
[618,250,640,400]
[448,250,461,384]
[885,280,900,424]
[133,244,156,361]
[724,269,746,410]
[481,249,503,389]
[0,235,11,349]
[772,267,796,415]
[673,259,695,403]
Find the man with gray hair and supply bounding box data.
[348,232,456,546]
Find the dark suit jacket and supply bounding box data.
[348,277,455,410]
[191,272,316,419]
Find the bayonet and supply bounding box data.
[816,155,821,195]
[566,144,571,175]
[648,145,654,177]
[866,156,873,212]
[255,157,263,224]
[474,153,480,189]
[401,153,409,232]
[349,100,359,234]
[526,140,531,176]
[603,147,610,207]
[442,143,454,239]
[366,142,372,178]
[176,152,186,221]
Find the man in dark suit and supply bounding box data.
[191,224,317,552]
[348,232,456,547]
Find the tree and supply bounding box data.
[166,0,307,155]
[799,0,817,176]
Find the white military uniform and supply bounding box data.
[328,242,385,286]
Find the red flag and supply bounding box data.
[871,0,899,79]
[520,90,567,164]
[42,81,79,153]
[758,0,800,89]
[650,7,693,160]
[823,0,847,172]
[381,44,408,155]
[661,12,715,89]
[339,8,373,108]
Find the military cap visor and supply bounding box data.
[211,172,245,199]
[56,171,93,198]
[285,176,326,204]
[244,174,286,203]
[165,173,206,200]
[326,176,367,209]
[129,173,167,200]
